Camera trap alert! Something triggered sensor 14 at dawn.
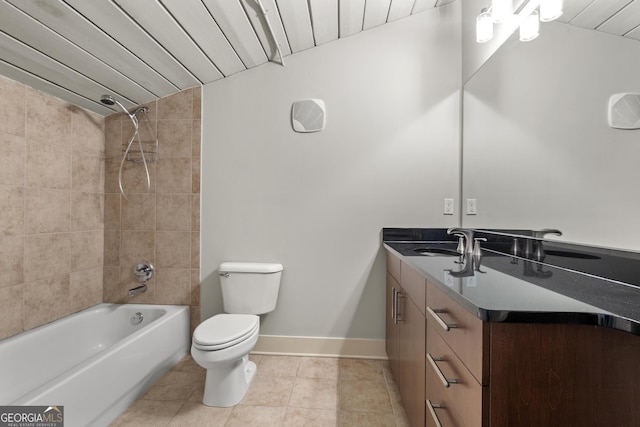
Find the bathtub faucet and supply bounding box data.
[128,284,147,297]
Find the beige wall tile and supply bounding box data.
[156,267,191,305]
[192,157,200,194]
[71,106,104,154]
[156,158,191,193]
[25,188,70,234]
[25,89,72,147]
[23,274,71,330]
[0,76,26,137]
[71,192,103,231]
[192,87,201,119]
[69,267,103,313]
[191,231,199,269]
[156,194,190,231]
[26,140,71,190]
[102,266,122,303]
[191,195,200,231]
[190,269,200,307]
[24,233,70,282]
[120,160,156,194]
[192,120,201,157]
[121,193,155,230]
[121,230,155,267]
[0,186,24,235]
[72,151,104,193]
[104,116,122,155]
[70,230,104,272]
[158,120,192,158]
[158,89,193,120]
[0,236,24,287]
[0,132,25,186]
[104,193,121,230]
[103,230,121,267]
[156,231,190,268]
[0,284,23,339]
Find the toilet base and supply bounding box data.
[202,355,257,407]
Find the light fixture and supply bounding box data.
[519,10,540,42]
[540,0,563,22]
[475,0,560,44]
[491,0,513,23]
[476,9,494,43]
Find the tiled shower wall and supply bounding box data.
[103,88,201,331]
[0,76,105,340]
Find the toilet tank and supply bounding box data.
[219,262,283,315]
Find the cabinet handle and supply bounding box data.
[395,291,405,324]
[427,399,443,427]
[391,287,397,321]
[427,353,458,388]
[427,306,457,331]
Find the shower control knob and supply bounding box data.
[133,261,154,283]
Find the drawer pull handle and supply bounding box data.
[427,399,443,427]
[395,291,405,324]
[427,306,457,331]
[427,353,458,388]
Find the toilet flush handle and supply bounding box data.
[219,272,229,278]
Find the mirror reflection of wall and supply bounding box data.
[462,20,640,251]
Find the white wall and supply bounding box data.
[201,5,461,340]
[463,22,640,250]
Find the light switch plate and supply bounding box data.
[444,198,454,215]
[466,198,477,215]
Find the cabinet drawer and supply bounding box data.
[386,249,401,283]
[426,366,464,427]
[426,321,485,427]
[426,282,489,385]
[400,261,426,316]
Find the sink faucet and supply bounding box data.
[447,227,474,255]
[530,229,562,261]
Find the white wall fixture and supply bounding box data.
[608,93,640,130]
[291,99,326,133]
[476,0,562,43]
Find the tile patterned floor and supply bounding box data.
[111,354,410,427]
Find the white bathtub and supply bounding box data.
[0,303,190,427]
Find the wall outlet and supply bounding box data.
[443,198,454,215]
[466,198,477,215]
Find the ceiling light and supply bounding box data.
[540,0,563,22]
[491,0,513,23]
[519,10,540,42]
[476,9,494,43]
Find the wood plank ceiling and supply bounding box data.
[0,0,638,116]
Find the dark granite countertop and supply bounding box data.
[383,228,640,336]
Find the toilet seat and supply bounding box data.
[193,314,259,351]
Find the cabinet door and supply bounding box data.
[397,293,426,427]
[386,273,401,374]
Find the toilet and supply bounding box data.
[191,262,283,407]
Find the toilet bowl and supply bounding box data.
[191,262,283,407]
[191,314,260,407]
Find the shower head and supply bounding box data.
[100,94,133,119]
[100,94,116,106]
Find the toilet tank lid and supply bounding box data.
[219,262,283,273]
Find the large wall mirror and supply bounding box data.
[461,9,640,251]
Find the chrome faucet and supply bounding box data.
[530,229,562,261]
[128,284,147,297]
[447,227,475,255]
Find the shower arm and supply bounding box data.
[256,0,285,67]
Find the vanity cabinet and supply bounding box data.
[385,248,640,427]
[386,252,425,427]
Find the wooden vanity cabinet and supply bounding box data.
[386,251,425,427]
[386,248,640,427]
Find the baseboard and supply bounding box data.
[251,335,388,360]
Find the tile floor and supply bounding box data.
[111,354,410,426]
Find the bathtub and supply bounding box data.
[0,303,190,427]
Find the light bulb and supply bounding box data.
[519,9,540,42]
[492,0,513,23]
[476,10,494,43]
[540,0,563,22]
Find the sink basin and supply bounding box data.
[413,247,461,257]
[544,250,601,260]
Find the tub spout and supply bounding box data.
[128,284,147,297]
